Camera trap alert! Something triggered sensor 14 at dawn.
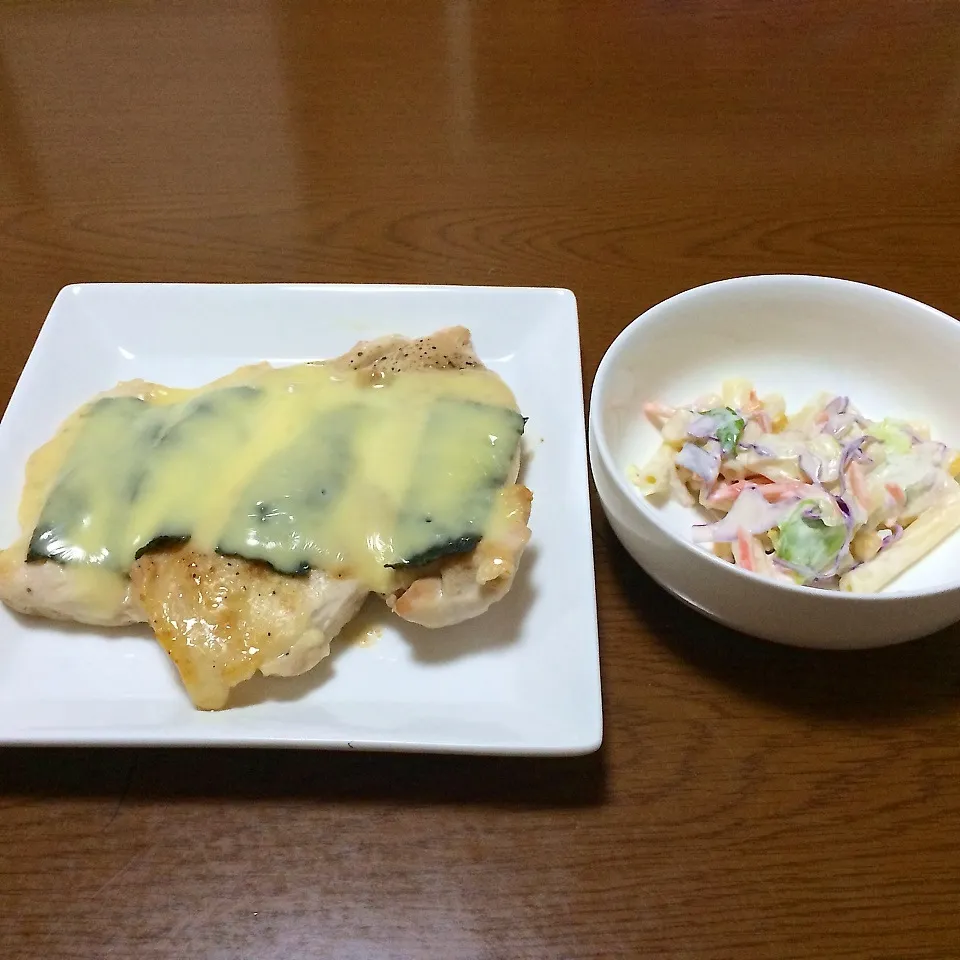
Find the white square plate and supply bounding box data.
[0,284,601,754]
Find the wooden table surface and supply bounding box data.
[3,2,960,958]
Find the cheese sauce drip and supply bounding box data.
[26,363,525,593]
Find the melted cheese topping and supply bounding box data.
[24,362,524,594]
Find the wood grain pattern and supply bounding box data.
[3,1,960,957]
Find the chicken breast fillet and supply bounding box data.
[131,548,369,709]
[0,327,532,709]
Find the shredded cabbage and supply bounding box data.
[630,382,960,591]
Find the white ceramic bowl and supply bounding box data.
[589,275,960,649]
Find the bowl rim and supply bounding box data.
[589,273,960,603]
